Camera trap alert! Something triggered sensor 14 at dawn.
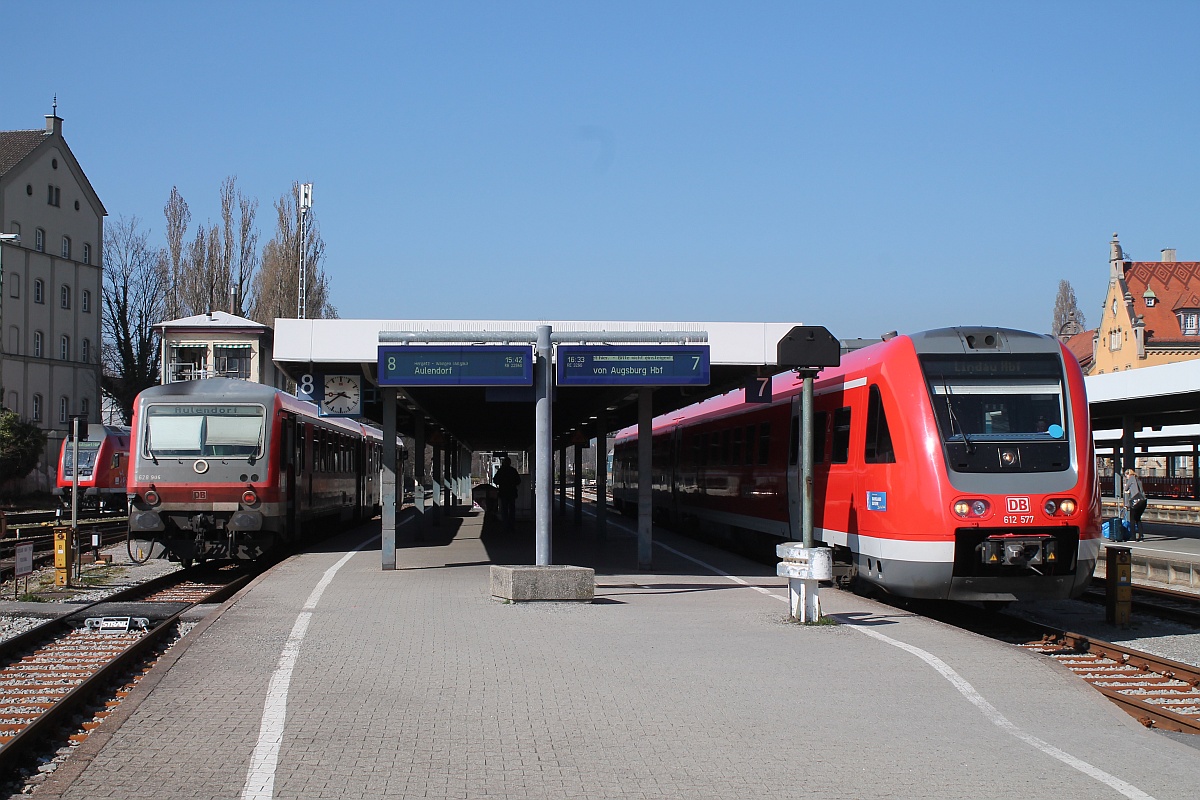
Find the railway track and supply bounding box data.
[1082,577,1200,627]
[0,564,254,777]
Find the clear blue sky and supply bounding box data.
[7,2,1199,340]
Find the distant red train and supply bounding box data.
[54,425,131,513]
[126,378,390,566]
[613,327,1100,602]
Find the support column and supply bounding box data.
[638,388,653,570]
[595,410,607,542]
[382,389,398,570]
[801,370,815,549]
[558,445,568,516]
[450,444,460,506]
[413,413,426,531]
[535,325,553,565]
[1120,414,1136,498]
[573,443,583,526]
[432,440,443,526]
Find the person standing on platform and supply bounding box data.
[493,457,520,533]
[1123,468,1147,541]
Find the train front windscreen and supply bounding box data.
[142,404,266,460]
[920,354,1070,473]
[61,441,101,477]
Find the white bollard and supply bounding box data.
[776,544,833,623]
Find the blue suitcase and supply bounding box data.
[1102,518,1130,541]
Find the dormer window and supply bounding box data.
[1144,289,1158,308]
[1179,311,1200,336]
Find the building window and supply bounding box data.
[1179,312,1200,336]
[6,391,16,412]
[35,228,44,252]
[8,326,17,353]
[1110,330,1122,350]
[82,243,91,265]
[61,236,70,259]
[82,338,91,363]
[32,395,42,422]
[82,289,91,312]
[60,335,70,360]
[33,279,43,303]
[81,397,90,417]
[47,185,60,207]
[59,396,69,424]
[60,284,70,309]
[33,331,43,358]
[8,274,18,298]
[9,222,18,237]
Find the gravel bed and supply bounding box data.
[1008,596,1200,667]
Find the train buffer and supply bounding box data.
[776,544,832,623]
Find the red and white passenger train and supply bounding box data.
[54,425,131,513]
[613,327,1100,602]
[127,379,390,566]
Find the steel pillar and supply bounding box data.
[574,443,583,526]
[595,410,607,542]
[413,413,426,529]
[535,325,553,565]
[558,445,568,516]
[381,389,398,569]
[638,388,653,570]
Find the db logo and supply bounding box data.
[1006,496,1030,513]
[193,490,208,500]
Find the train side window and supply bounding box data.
[731,427,742,466]
[789,414,799,466]
[710,431,721,465]
[813,411,828,464]
[745,425,756,462]
[865,385,896,464]
[832,407,852,464]
[721,430,730,466]
[758,422,771,464]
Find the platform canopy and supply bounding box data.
[273,318,800,449]
[1085,358,1200,432]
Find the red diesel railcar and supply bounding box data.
[613,327,1100,602]
[54,425,131,514]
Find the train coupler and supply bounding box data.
[978,535,1057,567]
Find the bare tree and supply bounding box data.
[230,177,259,315]
[163,187,190,320]
[172,177,259,317]
[1052,279,1086,338]
[102,216,166,424]
[250,182,337,325]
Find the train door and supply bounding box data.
[282,415,298,538]
[787,395,801,540]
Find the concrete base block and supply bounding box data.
[490,565,595,602]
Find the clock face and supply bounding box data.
[322,375,361,416]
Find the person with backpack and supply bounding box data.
[1123,468,1147,542]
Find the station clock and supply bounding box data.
[320,374,362,417]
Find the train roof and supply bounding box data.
[612,326,1068,442]
[134,378,399,446]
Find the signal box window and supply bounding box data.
[865,385,896,464]
[831,407,852,464]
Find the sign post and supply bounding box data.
[14,542,32,599]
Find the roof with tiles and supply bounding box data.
[1063,329,1095,369]
[1121,259,1200,345]
[0,129,48,175]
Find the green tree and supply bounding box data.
[0,409,47,484]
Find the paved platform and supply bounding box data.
[42,503,1200,800]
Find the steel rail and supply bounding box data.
[0,570,254,774]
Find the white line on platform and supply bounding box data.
[588,504,1157,800]
[240,529,387,800]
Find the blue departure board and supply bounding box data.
[556,345,710,386]
[378,345,533,386]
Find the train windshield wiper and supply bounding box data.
[942,380,975,454]
[144,426,159,465]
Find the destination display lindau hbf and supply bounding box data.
[556,345,710,386]
[377,345,533,386]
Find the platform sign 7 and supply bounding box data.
[746,375,773,404]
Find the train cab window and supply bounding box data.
[865,385,896,464]
[143,404,265,459]
[758,422,771,464]
[831,407,852,464]
[813,411,828,464]
[731,427,742,466]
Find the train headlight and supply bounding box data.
[144,488,160,506]
[1044,499,1058,516]
[953,499,990,518]
[1058,498,1076,515]
[1043,498,1076,516]
[242,490,258,506]
[999,448,1018,467]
